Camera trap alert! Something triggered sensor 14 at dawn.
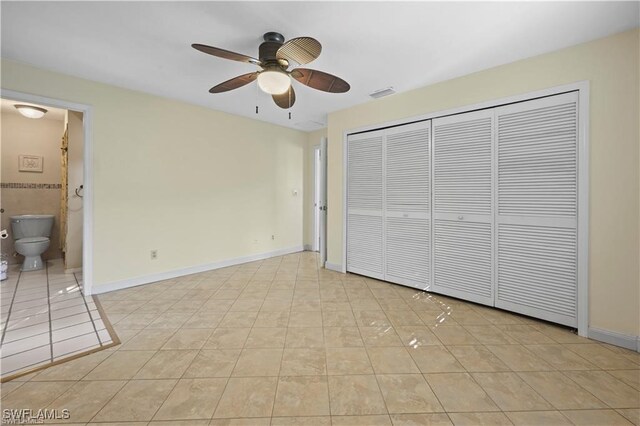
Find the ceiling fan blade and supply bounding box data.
[209,72,258,93]
[276,37,321,65]
[272,86,296,109]
[192,43,261,66]
[290,68,350,93]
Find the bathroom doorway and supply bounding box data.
[0,92,114,381]
[0,89,93,294]
[1,99,84,276]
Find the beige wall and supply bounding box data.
[65,110,83,270]
[327,29,640,337]
[0,112,65,263]
[303,128,327,249]
[1,59,308,289]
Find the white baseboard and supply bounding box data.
[303,244,313,251]
[589,327,640,352]
[93,245,304,295]
[65,267,82,273]
[324,262,343,273]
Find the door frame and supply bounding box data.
[312,145,321,252]
[342,81,589,336]
[2,89,95,295]
[319,137,328,266]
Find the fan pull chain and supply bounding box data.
[255,81,259,114]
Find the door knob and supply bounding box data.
[457,215,464,220]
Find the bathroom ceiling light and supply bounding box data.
[14,104,48,119]
[257,70,291,95]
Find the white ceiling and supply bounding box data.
[1,98,66,121]
[2,2,638,131]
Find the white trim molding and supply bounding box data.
[1,88,95,295]
[93,245,304,294]
[303,244,314,251]
[589,327,640,352]
[324,262,343,273]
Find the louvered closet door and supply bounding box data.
[347,130,384,280]
[385,121,431,289]
[495,92,579,327]
[432,110,494,305]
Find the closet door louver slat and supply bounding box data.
[495,92,579,327]
[432,110,494,305]
[385,122,431,289]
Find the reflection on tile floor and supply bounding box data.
[0,259,115,380]
[1,252,639,425]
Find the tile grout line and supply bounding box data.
[85,299,190,423]
[270,255,300,419]
[75,270,103,346]
[45,261,54,363]
[0,268,23,346]
[351,293,392,418]
[2,319,104,348]
[320,266,335,419]
[4,306,99,334]
[383,281,629,418]
[73,271,82,294]
[12,253,635,421]
[209,256,273,420]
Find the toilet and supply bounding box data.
[11,215,54,271]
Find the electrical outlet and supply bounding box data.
[150,250,158,260]
[271,235,275,240]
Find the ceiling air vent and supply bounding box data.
[369,87,396,99]
[294,120,326,131]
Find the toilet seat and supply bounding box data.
[16,237,49,244]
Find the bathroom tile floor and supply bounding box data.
[1,251,639,425]
[0,259,116,380]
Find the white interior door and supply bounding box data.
[319,138,327,265]
[313,146,321,252]
[494,92,579,327]
[432,109,495,305]
[346,131,384,279]
[384,121,431,289]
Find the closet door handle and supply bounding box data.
[457,215,464,220]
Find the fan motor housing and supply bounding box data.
[263,32,285,43]
[259,41,281,63]
[259,32,286,67]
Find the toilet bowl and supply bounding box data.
[11,215,54,272]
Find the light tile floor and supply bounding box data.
[0,251,638,425]
[0,259,115,379]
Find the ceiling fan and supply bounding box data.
[192,32,350,109]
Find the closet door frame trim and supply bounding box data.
[342,81,589,336]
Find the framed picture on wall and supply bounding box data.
[18,155,43,172]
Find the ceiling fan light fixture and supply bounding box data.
[257,70,291,95]
[14,104,48,119]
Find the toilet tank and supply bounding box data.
[10,215,55,239]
